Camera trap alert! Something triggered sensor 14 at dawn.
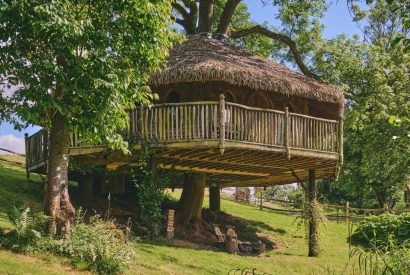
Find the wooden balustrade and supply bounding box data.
[26,97,343,171]
[128,102,220,142]
[25,129,48,168]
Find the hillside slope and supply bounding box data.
[0,158,353,274]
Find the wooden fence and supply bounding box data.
[251,197,410,222]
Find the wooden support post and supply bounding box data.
[284,107,290,160]
[345,201,349,223]
[78,174,95,209]
[308,169,319,257]
[209,185,221,211]
[259,191,263,211]
[219,94,225,155]
[337,207,340,223]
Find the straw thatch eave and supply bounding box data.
[149,35,344,107]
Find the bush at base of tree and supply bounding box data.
[0,207,134,275]
[351,213,410,248]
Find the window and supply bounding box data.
[166,91,180,103]
[284,103,294,112]
[223,91,234,102]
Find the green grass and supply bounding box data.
[0,159,355,274]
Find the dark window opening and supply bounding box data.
[166,91,180,103]
[284,103,294,112]
[223,91,234,102]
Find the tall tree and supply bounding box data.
[314,1,410,208]
[0,0,175,234]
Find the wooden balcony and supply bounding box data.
[26,98,343,187]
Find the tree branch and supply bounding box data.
[172,1,198,34]
[172,2,189,20]
[216,0,241,35]
[231,25,321,81]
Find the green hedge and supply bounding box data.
[351,213,410,248]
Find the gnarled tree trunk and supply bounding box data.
[44,112,75,235]
[176,173,207,226]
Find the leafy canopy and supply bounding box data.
[0,0,177,151]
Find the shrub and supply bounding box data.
[0,206,48,252]
[0,207,134,275]
[45,211,135,275]
[351,213,410,248]
[348,241,410,275]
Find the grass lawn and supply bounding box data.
[0,156,355,274]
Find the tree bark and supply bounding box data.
[406,183,410,209]
[308,169,319,257]
[209,185,220,211]
[198,0,214,33]
[176,173,206,225]
[216,0,241,35]
[231,25,322,81]
[44,112,75,235]
[173,1,198,34]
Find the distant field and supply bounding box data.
[0,159,356,274]
[0,154,25,165]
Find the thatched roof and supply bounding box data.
[150,35,344,105]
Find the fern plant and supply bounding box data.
[1,206,47,252]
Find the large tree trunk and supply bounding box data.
[44,112,75,235]
[308,169,319,257]
[176,173,207,226]
[209,185,220,211]
[198,0,214,33]
[373,190,387,209]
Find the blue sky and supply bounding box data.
[0,0,361,154]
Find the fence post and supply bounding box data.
[218,94,225,155]
[284,107,290,160]
[260,191,263,211]
[345,201,349,223]
[336,207,340,223]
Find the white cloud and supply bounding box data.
[0,134,25,154]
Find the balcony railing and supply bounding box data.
[26,97,343,170]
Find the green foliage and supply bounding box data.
[0,0,177,151]
[313,1,410,208]
[300,200,327,248]
[348,241,410,275]
[46,211,134,275]
[131,145,180,237]
[0,207,47,252]
[351,213,410,249]
[0,207,134,274]
[287,187,305,208]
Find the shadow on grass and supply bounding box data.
[201,209,287,249]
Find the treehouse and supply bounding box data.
[25,34,344,211]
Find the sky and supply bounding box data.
[0,0,361,155]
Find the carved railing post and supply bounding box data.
[218,94,225,155]
[284,107,290,159]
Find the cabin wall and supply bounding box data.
[151,82,339,120]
